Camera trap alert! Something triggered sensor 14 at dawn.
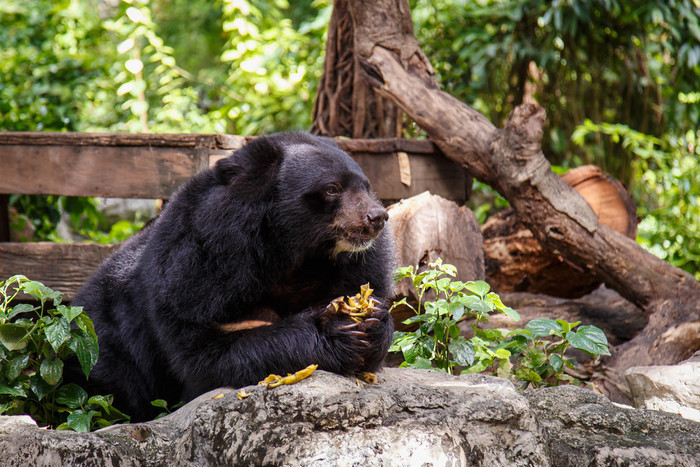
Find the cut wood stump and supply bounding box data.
[388,191,484,330]
[483,165,637,297]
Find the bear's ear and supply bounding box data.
[214,136,285,200]
[214,157,240,185]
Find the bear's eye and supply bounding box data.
[325,184,341,197]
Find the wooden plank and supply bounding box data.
[0,242,117,302]
[0,132,240,148]
[0,145,210,198]
[336,138,437,154]
[352,152,466,201]
[0,132,465,201]
[0,132,433,153]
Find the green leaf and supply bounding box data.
[402,313,432,325]
[475,328,506,342]
[73,313,97,341]
[56,305,84,324]
[394,265,414,280]
[525,348,547,368]
[439,263,457,277]
[30,375,53,401]
[434,322,444,342]
[6,303,37,320]
[498,304,520,322]
[496,355,512,379]
[486,292,520,321]
[465,280,490,298]
[436,277,452,292]
[503,335,529,354]
[150,399,168,409]
[21,281,62,305]
[555,319,580,333]
[566,325,610,356]
[458,295,493,313]
[0,383,27,397]
[40,358,64,386]
[402,342,419,364]
[406,356,434,369]
[0,323,30,351]
[45,317,71,352]
[449,339,475,366]
[462,360,490,374]
[515,368,542,384]
[55,383,88,409]
[448,301,466,321]
[525,318,564,338]
[549,354,563,373]
[7,354,30,381]
[87,395,114,413]
[66,409,98,432]
[68,334,99,379]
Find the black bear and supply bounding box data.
[71,132,396,421]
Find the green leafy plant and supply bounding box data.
[0,275,129,431]
[390,260,611,388]
[151,398,186,419]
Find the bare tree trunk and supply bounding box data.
[345,0,700,402]
[311,0,403,138]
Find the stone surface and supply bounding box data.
[1,369,699,466]
[626,351,700,422]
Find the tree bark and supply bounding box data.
[483,165,638,298]
[311,0,405,138]
[345,0,700,402]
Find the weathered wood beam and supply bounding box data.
[0,242,118,302]
[0,133,466,201]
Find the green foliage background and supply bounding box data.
[1,0,698,277]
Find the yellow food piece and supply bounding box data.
[328,283,379,323]
[235,390,250,399]
[357,372,377,384]
[213,393,225,400]
[258,364,319,389]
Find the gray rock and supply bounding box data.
[1,369,698,466]
[626,351,700,422]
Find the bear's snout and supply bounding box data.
[332,196,388,255]
[365,206,388,231]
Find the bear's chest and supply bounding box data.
[265,260,338,316]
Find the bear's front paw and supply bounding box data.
[317,300,392,374]
[355,303,393,372]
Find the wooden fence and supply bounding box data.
[0,132,468,300]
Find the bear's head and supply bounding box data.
[214,132,388,258]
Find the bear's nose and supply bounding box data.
[366,207,389,229]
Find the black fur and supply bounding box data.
[71,132,396,421]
